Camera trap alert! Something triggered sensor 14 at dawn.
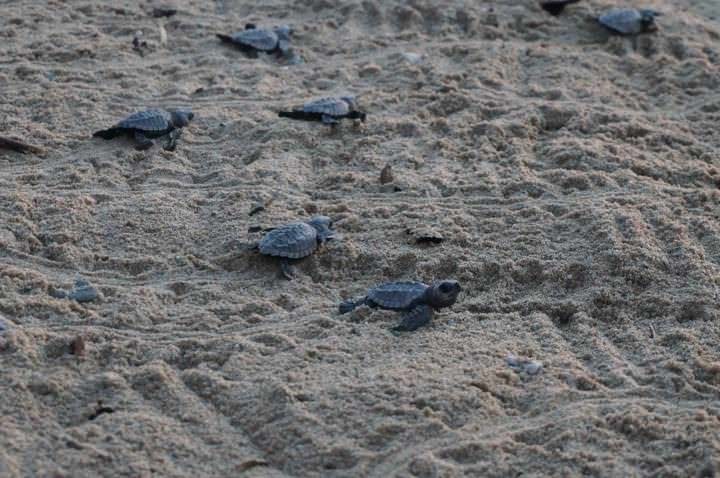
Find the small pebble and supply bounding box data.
[70,335,86,356]
[380,164,393,184]
[401,52,423,64]
[249,203,265,216]
[407,226,444,245]
[286,51,304,65]
[506,354,543,375]
[359,63,382,78]
[524,361,543,375]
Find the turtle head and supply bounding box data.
[170,109,194,128]
[639,9,661,32]
[307,215,335,243]
[274,24,292,41]
[273,25,292,55]
[427,280,461,309]
[339,95,357,109]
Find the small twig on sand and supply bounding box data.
[158,20,167,45]
[649,324,656,339]
[0,135,44,155]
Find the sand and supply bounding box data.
[1,0,720,476]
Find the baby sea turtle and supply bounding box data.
[339,280,462,332]
[598,8,661,35]
[217,24,291,58]
[278,96,367,125]
[540,0,581,16]
[50,278,100,303]
[258,216,335,279]
[93,108,193,151]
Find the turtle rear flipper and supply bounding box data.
[280,258,296,280]
[392,304,433,332]
[133,131,154,150]
[93,127,123,140]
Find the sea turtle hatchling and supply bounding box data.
[258,216,336,279]
[278,96,367,125]
[339,280,462,332]
[598,8,661,35]
[93,108,193,151]
[217,24,292,58]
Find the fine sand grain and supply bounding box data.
[1,0,720,476]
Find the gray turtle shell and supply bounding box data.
[598,9,645,35]
[302,97,352,116]
[368,281,428,310]
[232,28,279,51]
[116,109,173,133]
[259,222,319,259]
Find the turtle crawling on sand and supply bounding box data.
[598,8,661,35]
[258,216,336,280]
[339,280,462,332]
[278,96,367,125]
[217,24,292,58]
[93,108,193,151]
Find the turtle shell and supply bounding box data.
[302,97,352,116]
[116,109,173,133]
[598,9,644,35]
[232,28,279,51]
[367,281,428,310]
[259,222,318,259]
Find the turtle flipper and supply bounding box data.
[133,131,154,150]
[93,127,123,140]
[280,258,296,280]
[321,114,339,125]
[339,297,366,314]
[392,304,433,332]
[216,33,235,44]
[164,129,181,151]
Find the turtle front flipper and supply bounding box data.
[216,33,235,44]
[321,114,339,125]
[280,258,297,280]
[392,304,433,332]
[164,129,181,151]
[339,297,366,314]
[133,131,154,150]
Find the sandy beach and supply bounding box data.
[1,0,720,476]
